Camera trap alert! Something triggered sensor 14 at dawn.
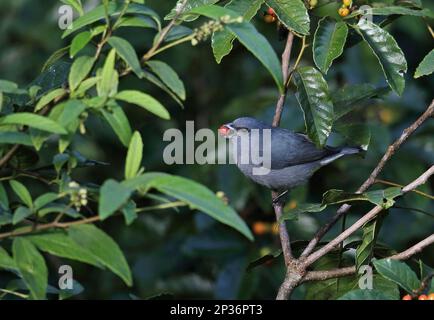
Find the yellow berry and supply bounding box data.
[309,0,318,9]
[264,14,276,24]
[338,7,350,17]
[343,0,352,6]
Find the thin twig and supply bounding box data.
[0,145,20,169]
[389,234,434,260]
[303,234,434,282]
[272,32,295,266]
[300,99,434,258]
[142,0,188,62]
[375,179,434,200]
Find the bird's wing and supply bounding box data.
[269,128,334,169]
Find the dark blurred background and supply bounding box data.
[0,0,433,299]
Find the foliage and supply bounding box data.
[0,0,432,300]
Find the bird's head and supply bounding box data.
[218,117,269,139]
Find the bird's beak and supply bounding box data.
[218,124,235,137]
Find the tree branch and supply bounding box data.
[300,99,434,258]
[272,32,295,266]
[389,234,434,260]
[303,233,434,282]
[304,165,434,267]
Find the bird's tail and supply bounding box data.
[320,146,362,166]
[339,146,363,155]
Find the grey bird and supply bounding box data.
[218,117,360,202]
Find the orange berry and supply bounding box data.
[402,294,412,300]
[418,294,428,300]
[252,222,269,235]
[338,7,350,17]
[343,0,352,6]
[264,14,276,24]
[271,222,280,235]
[267,7,275,16]
[428,293,434,300]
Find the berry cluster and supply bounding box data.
[252,221,280,236]
[191,15,243,46]
[338,0,352,17]
[67,181,88,210]
[402,293,434,300]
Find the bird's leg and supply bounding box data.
[272,190,289,205]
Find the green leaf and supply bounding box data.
[0,80,26,94]
[0,113,67,134]
[121,200,138,226]
[350,6,434,19]
[146,60,186,100]
[355,212,386,271]
[37,205,80,218]
[9,180,33,208]
[365,187,403,209]
[313,17,348,74]
[101,101,132,147]
[13,237,48,300]
[414,49,434,79]
[0,182,9,208]
[116,90,170,120]
[108,36,143,78]
[57,99,87,129]
[99,179,132,220]
[115,16,157,29]
[69,55,95,92]
[0,132,33,146]
[59,280,84,300]
[60,0,84,16]
[332,84,389,120]
[62,3,160,38]
[0,246,16,271]
[97,49,118,97]
[265,0,310,35]
[373,259,420,294]
[211,0,264,63]
[125,131,143,180]
[13,206,32,225]
[191,5,284,93]
[142,70,184,108]
[338,289,395,300]
[74,76,99,97]
[355,20,407,95]
[293,66,334,147]
[27,232,101,267]
[34,193,60,211]
[0,213,12,227]
[35,88,66,112]
[70,31,92,58]
[322,187,402,209]
[334,123,371,151]
[68,224,132,286]
[165,0,220,21]
[41,46,70,72]
[135,173,253,241]
[164,25,193,43]
[280,203,325,221]
[280,187,402,222]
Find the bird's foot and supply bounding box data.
[272,190,288,205]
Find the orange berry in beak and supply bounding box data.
[218,125,230,136]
